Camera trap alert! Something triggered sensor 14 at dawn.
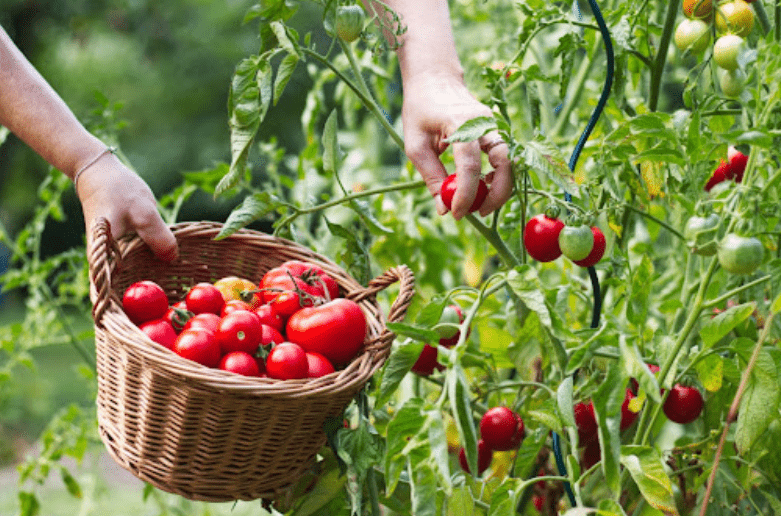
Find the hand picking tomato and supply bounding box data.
[215,310,263,355]
[219,351,261,377]
[479,407,525,451]
[574,401,598,446]
[186,283,225,315]
[306,352,336,378]
[173,328,221,368]
[123,280,169,325]
[265,342,309,380]
[572,227,606,267]
[286,298,367,366]
[558,224,594,262]
[717,233,764,275]
[524,214,565,262]
[213,276,262,310]
[458,439,493,476]
[260,260,339,305]
[439,173,489,214]
[663,384,704,424]
[139,318,178,350]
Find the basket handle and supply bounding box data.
[87,217,123,327]
[350,264,416,327]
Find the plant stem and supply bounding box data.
[701,275,771,309]
[648,0,680,112]
[464,214,522,268]
[367,467,381,516]
[551,36,603,138]
[753,0,772,36]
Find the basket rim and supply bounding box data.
[89,220,414,398]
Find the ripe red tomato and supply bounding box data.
[165,300,192,333]
[260,260,339,305]
[221,299,253,317]
[139,318,177,350]
[620,389,639,431]
[254,304,285,332]
[173,328,221,368]
[219,351,261,377]
[706,146,747,191]
[574,401,598,445]
[186,283,225,315]
[286,298,367,366]
[439,174,489,214]
[524,214,565,262]
[122,280,169,325]
[581,438,601,470]
[411,344,444,376]
[437,305,468,347]
[213,276,262,310]
[261,324,285,346]
[182,312,221,334]
[216,310,263,355]
[458,439,493,476]
[270,290,305,318]
[663,384,704,424]
[479,407,525,451]
[306,352,336,378]
[572,226,606,267]
[265,342,309,380]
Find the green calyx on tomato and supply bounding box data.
[717,233,764,275]
[684,213,721,256]
[558,224,594,262]
[335,5,366,43]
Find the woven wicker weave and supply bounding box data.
[87,218,414,502]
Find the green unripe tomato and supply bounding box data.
[558,225,594,262]
[719,68,745,98]
[717,233,764,275]
[675,18,711,54]
[683,214,721,256]
[713,34,745,71]
[335,5,366,43]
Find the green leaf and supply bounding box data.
[448,364,478,477]
[735,349,781,454]
[385,322,439,343]
[215,192,282,239]
[273,53,299,105]
[699,302,755,349]
[376,340,425,406]
[445,116,497,143]
[522,138,578,195]
[269,20,300,57]
[592,363,624,494]
[60,467,82,499]
[620,445,679,515]
[323,110,339,174]
[409,461,439,516]
[336,424,384,512]
[18,491,40,516]
[620,336,661,403]
[558,376,576,428]
[626,256,653,326]
[324,217,371,285]
[694,353,723,393]
[771,291,781,314]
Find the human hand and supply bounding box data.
[400,72,513,219]
[75,152,179,261]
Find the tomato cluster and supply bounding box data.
[458,406,526,476]
[675,0,755,96]
[121,260,367,380]
[524,213,606,267]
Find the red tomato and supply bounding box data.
[219,351,261,377]
[182,312,221,334]
[186,283,225,315]
[216,310,263,355]
[139,318,177,350]
[261,324,285,346]
[270,291,305,318]
[437,305,468,347]
[122,280,169,325]
[620,389,639,431]
[581,438,601,470]
[213,276,262,310]
[265,342,309,380]
[479,407,525,451]
[572,227,607,268]
[221,299,253,317]
[306,352,336,378]
[254,304,285,332]
[259,260,339,305]
[173,328,221,368]
[663,384,704,424]
[458,439,493,476]
[524,214,565,262]
[286,298,367,366]
[165,301,192,333]
[439,173,489,214]
[411,344,445,376]
[574,401,598,446]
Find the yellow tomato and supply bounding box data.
[213,276,262,310]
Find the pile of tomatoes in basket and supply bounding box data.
[121,260,367,380]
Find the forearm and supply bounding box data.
[363,0,464,81]
[0,25,104,179]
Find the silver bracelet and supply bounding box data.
[73,146,117,190]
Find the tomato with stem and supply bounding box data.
[524,214,565,262]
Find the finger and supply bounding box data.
[479,140,513,215]
[130,209,179,262]
[450,140,482,220]
[405,135,451,215]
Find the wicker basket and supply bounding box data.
[87,218,414,502]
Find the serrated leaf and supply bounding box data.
[376,340,425,406]
[269,20,300,57]
[522,139,577,194]
[445,116,497,143]
[699,303,755,349]
[324,217,371,284]
[215,192,281,239]
[409,462,438,516]
[620,445,679,515]
[273,53,299,105]
[735,350,781,454]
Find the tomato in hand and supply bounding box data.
[524,214,565,262]
[718,233,764,275]
[306,352,336,378]
[265,342,309,380]
[439,174,489,214]
[186,283,225,315]
[260,261,339,305]
[139,318,178,350]
[458,439,493,476]
[213,276,262,310]
[123,280,169,325]
[572,227,606,267]
[558,224,594,262]
[663,384,704,424]
[286,298,367,366]
[479,407,525,451]
[219,351,261,377]
[216,309,263,355]
[173,328,221,368]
